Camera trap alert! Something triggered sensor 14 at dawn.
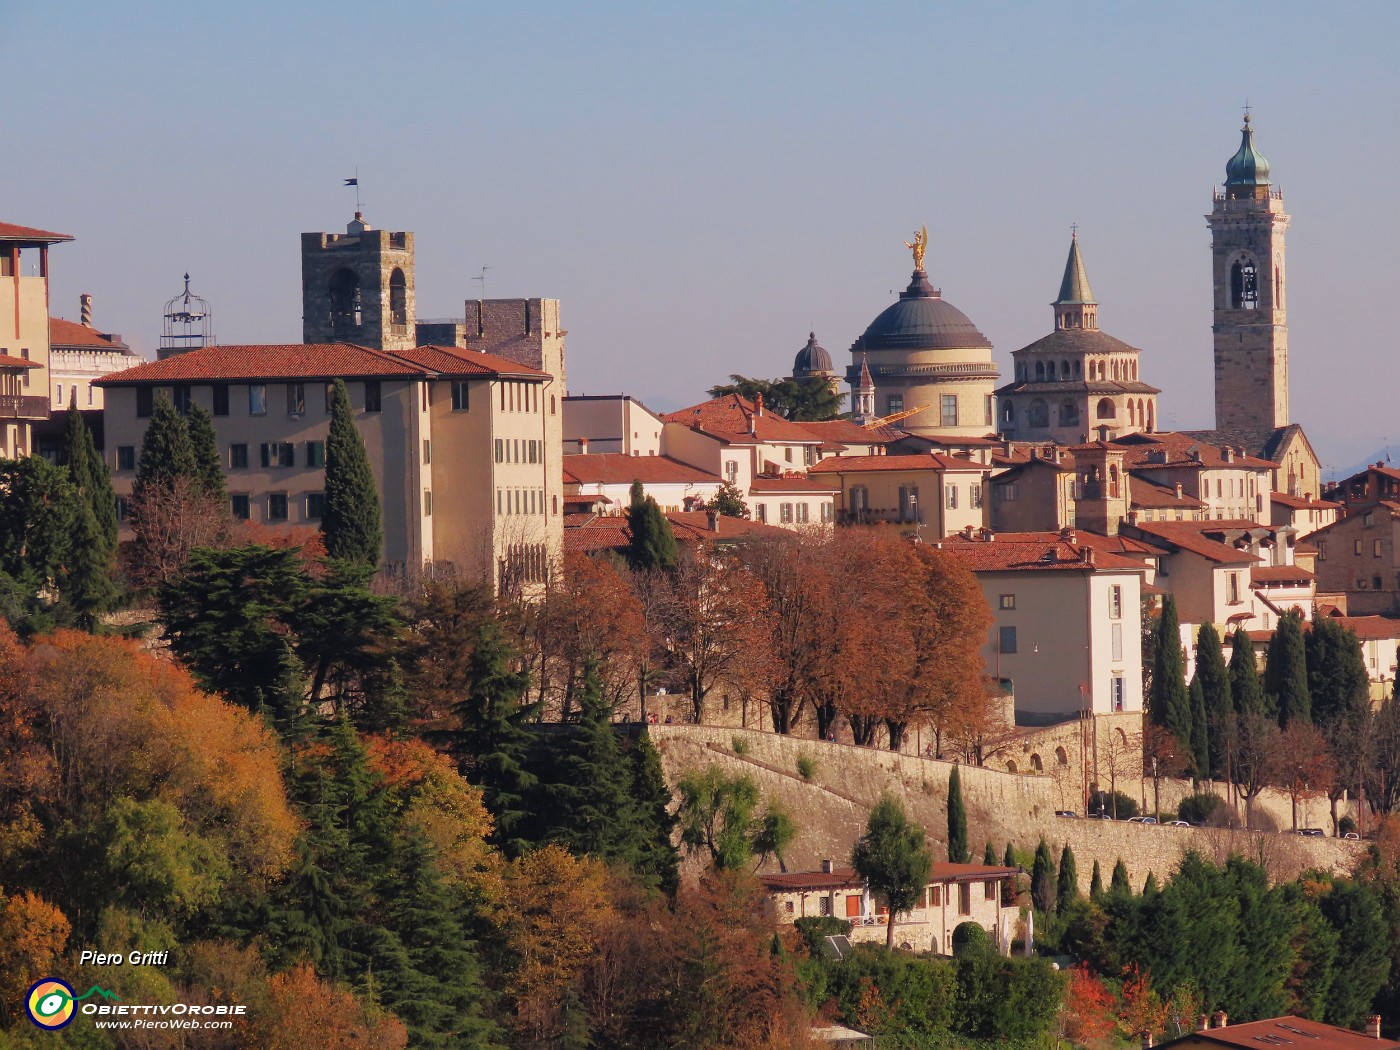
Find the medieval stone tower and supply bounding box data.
[1207,114,1290,434]
[301,213,416,352]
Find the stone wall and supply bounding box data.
[650,725,1362,893]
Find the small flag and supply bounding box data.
[343,178,358,186]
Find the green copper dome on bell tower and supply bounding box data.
[1224,112,1271,194]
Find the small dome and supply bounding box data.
[793,331,833,376]
[1225,114,1271,187]
[850,269,992,353]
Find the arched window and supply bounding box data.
[1073,360,1081,377]
[1031,753,1043,772]
[1109,465,1120,497]
[1055,746,1068,766]
[328,268,362,332]
[1003,401,1015,423]
[1127,400,1136,426]
[1147,401,1155,431]
[1059,400,1079,426]
[1006,760,1018,774]
[1097,398,1116,420]
[389,268,407,325]
[1231,256,1259,309]
[1275,257,1283,306]
[1060,360,1070,380]
[1137,399,1145,426]
[1028,399,1049,427]
[1035,361,1045,382]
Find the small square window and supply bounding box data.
[364,381,381,413]
[267,493,288,521]
[229,443,248,469]
[999,594,1016,610]
[230,494,250,520]
[886,394,904,415]
[117,446,135,471]
[306,441,325,468]
[249,384,267,416]
[306,493,326,520]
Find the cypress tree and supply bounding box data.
[1151,596,1193,750]
[1003,842,1016,868]
[1195,623,1233,776]
[1143,872,1159,896]
[1090,860,1103,899]
[134,394,198,496]
[983,842,998,865]
[625,480,677,572]
[1111,859,1131,895]
[185,403,226,501]
[1189,674,1210,779]
[630,733,680,895]
[1056,844,1078,911]
[322,378,383,567]
[947,764,969,863]
[1230,625,1267,717]
[1306,617,1369,727]
[60,397,118,554]
[1031,838,1056,914]
[61,501,120,629]
[1265,610,1311,727]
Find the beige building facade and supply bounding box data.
[0,221,70,457]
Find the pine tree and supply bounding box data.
[185,403,226,501]
[1111,859,1131,895]
[134,394,198,497]
[60,397,118,554]
[1265,610,1311,727]
[61,501,120,629]
[852,795,932,950]
[983,842,998,865]
[322,378,383,567]
[1230,626,1267,717]
[947,764,969,863]
[625,480,678,572]
[1189,674,1210,779]
[1003,842,1016,868]
[1151,596,1192,751]
[1056,844,1078,911]
[629,732,680,895]
[1090,860,1103,899]
[1195,623,1233,776]
[1031,838,1056,914]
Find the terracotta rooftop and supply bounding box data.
[1328,614,1400,641]
[1112,431,1275,471]
[808,452,985,474]
[941,535,1146,573]
[1131,477,1207,510]
[749,475,840,492]
[982,529,1164,557]
[1157,1016,1399,1050]
[760,863,1018,893]
[50,317,132,352]
[1272,491,1338,511]
[0,221,73,243]
[562,453,720,486]
[563,509,789,555]
[393,344,549,378]
[0,353,43,370]
[1125,521,1266,565]
[1251,565,1315,585]
[795,419,899,446]
[662,394,822,445]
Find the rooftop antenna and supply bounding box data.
[343,167,361,212]
[473,265,492,301]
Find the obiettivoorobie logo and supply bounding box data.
[25,978,120,1030]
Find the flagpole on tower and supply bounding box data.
[344,167,361,212]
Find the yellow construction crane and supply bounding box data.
[861,404,926,429]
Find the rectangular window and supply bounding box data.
[117,446,135,471]
[1376,540,1384,558]
[172,384,192,414]
[88,385,94,406]
[971,484,983,508]
[230,494,250,520]
[999,626,1018,654]
[211,383,229,416]
[1317,541,1327,561]
[821,502,833,523]
[287,383,306,416]
[941,394,958,428]
[306,440,325,468]
[930,886,942,907]
[958,883,971,916]
[819,896,832,917]
[452,381,470,411]
[136,387,153,418]
[229,443,248,469]
[984,880,997,901]
[364,381,381,413]
[494,439,503,463]
[796,503,809,524]
[755,504,767,523]
[886,394,904,415]
[261,443,294,468]
[306,492,326,520]
[1110,585,1122,619]
[423,439,431,465]
[725,461,738,483]
[56,384,63,407]
[424,490,433,516]
[1112,623,1123,661]
[324,383,335,413]
[999,482,1018,503]
[115,496,129,522]
[946,484,958,509]
[249,384,267,416]
[998,594,1016,610]
[1228,572,1241,604]
[267,493,288,521]
[1355,540,1364,556]
[845,895,862,919]
[1112,675,1125,712]
[780,503,794,523]
[421,383,429,412]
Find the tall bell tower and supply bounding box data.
[1207,113,1290,433]
[301,212,416,352]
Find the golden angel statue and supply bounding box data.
[904,225,928,270]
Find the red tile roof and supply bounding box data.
[0,221,72,243]
[1131,477,1207,510]
[795,419,898,446]
[1126,521,1264,565]
[666,512,790,542]
[1271,491,1338,510]
[96,342,545,385]
[1251,565,1315,585]
[760,863,1017,892]
[1112,431,1275,471]
[808,453,985,474]
[941,535,1146,573]
[563,453,720,486]
[0,353,43,369]
[50,317,131,352]
[749,475,840,493]
[1329,615,1400,641]
[1158,1016,1400,1050]
[662,394,822,444]
[981,530,1164,557]
[563,509,789,554]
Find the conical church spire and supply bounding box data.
[1053,230,1098,331]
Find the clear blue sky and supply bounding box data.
[5,2,1396,475]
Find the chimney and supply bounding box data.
[1196,1016,1210,1034]
[1174,482,1183,499]
[1367,1017,1382,1040]
[1082,546,1096,565]
[1213,1011,1228,1029]
[1003,439,1014,457]
[821,858,834,874]
[578,436,589,455]
[962,524,976,539]
[754,392,764,417]
[707,509,719,533]
[80,293,93,327]
[1060,527,1076,544]
[980,528,994,541]
[1141,1032,1154,1050]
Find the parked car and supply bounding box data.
[1293,828,1326,837]
[1054,810,1080,818]
[1343,832,1361,840]
[1163,820,1192,827]
[1126,816,1158,824]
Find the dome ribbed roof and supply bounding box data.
[1225,115,1271,187]
[793,331,833,374]
[850,270,992,353]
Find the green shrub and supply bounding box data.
[1340,814,1358,836]
[731,735,749,755]
[797,754,818,780]
[1090,789,1140,819]
[952,921,990,957]
[793,915,853,956]
[1177,792,1226,826]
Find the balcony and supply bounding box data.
[0,395,49,420]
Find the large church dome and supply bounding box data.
[850,269,992,353]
